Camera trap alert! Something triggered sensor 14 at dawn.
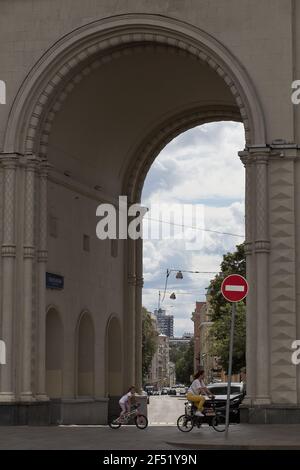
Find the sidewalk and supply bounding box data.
[0,424,300,450]
[167,424,300,449]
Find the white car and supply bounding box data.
[207,382,245,401]
[206,382,245,423]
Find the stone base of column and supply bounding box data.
[240,404,300,424]
[253,397,271,406]
[0,401,50,425]
[35,394,50,402]
[0,392,16,403]
[19,392,35,403]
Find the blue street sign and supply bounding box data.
[46,272,64,290]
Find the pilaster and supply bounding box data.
[0,153,19,402]
[36,159,50,401]
[268,145,298,405]
[20,154,39,402]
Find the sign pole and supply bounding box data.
[225,302,236,438]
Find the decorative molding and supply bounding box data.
[125,105,241,201]
[0,154,18,247]
[32,44,249,156]
[37,250,48,263]
[1,245,16,257]
[136,277,144,288]
[23,246,35,259]
[3,15,266,155]
[128,275,137,286]
[244,242,253,256]
[254,240,270,253]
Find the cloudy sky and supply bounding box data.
[141,121,245,336]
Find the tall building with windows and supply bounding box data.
[154,308,174,337]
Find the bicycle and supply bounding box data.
[177,397,227,433]
[108,403,148,429]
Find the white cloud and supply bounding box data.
[142,121,245,336]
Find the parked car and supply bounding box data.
[168,388,177,396]
[153,390,160,396]
[206,382,245,423]
[161,388,169,395]
[144,386,155,396]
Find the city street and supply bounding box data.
[148,395,185,425]
[1,395,300,450]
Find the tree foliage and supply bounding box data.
[171,339,194,385]
[208,243,246,321]
[209,303,246,373]
[142,307,158,381]
[208,243,246,373]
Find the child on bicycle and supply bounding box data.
[119,386,136,419]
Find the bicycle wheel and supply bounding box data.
[212,414,226,432]
[108,416,122,429]
[134,414,148,429]
[177,415,194,432]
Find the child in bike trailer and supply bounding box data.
[119,386,136,419]
[186,370,214,417]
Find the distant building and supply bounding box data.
[192,302,206,371]
[153,308,174,337]
[168,361,176,387]
[192,300,219,382]
[169,332,194,345]
[147,333,170,388]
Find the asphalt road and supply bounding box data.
[148,394,186,425]
[1,396,300,450]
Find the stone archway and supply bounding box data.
[1,13,279,424]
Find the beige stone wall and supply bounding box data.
[0,0,295,149]
[1,1,300,418]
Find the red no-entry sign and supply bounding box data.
[221,274,248,302]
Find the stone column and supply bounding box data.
[135,237,143,393]
[252,148,271,405]
[20,155,38,402]
[126,237,136,389]
[0,153,18,402]
[36,159,50,401]
[239,151,256,405]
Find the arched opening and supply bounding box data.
[46,307,64,398]
[77,312,95,397]
[106,316,122,396]
[141,121,245,399]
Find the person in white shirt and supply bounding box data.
[186,370,214,416]
[119,386,136,418]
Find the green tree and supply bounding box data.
[208,243,246,373]
[174,339,194,385]
[209,243,245,321]
[142,307,158,382]
[209,303,246,373]
[169,343,187,365]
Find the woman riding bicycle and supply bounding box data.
[186,370,214,416]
